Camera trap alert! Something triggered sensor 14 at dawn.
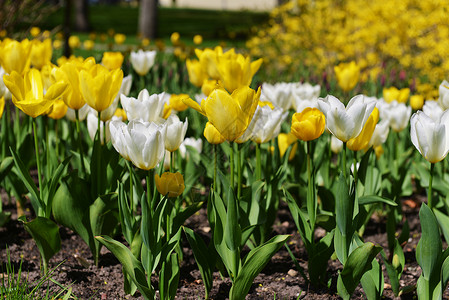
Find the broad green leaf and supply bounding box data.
[229,235,290,300]
[334,173,353,263]
[184,227,214,299]
[90,194,119,264]
[224,187,242,252]
[337,242,382,299]
[159,253,180,300]
[10,147,41,213]
[44,155,71,217]
[52,173,94,260]
[0,156,13,182]
[96,235,154,299]
[308,230,334,285]
[19,216,61,273]
[283,188,312,248]
[358,195,397,207]
[380,239,404,296]
[434,209,449,244]
[416,204,441,280]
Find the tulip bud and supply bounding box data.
[155,172,185,197]
[291,108,325,142]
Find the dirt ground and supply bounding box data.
[0,191,443,299]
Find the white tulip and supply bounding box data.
[121,89,166,123]
[109,119,166,170]
[165,115,188,152]
[87,112,122,144]
[66,103,90,122]
[438,80,449,110]
[368,119,390,148]
[291,82,321,112]
[317,94,376,142]
[381,100,412,132]
[260,82,294,111]
[250,105,288,144]
[331,135,343,153]
[0,66,11,100]
[179,137,203,159]
[422,100,444,121]
[130,49,157,76]
[410,110,449,163]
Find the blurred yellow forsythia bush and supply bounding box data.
[247,0,449,86]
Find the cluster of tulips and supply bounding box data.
[2,33,449,299]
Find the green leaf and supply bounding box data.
[308,230,334,285]
[229,235,290,300]
[19,216,61,273]
[334,173,353,264]
[381,239,404,296]
[43,155,71,216]
[10,147,41,213]
[96,235,154,299]
[337,242,382,299]
[90,194,119,263]
[0,156,14,182]
[433,209,449,244]
[283,188,312,248]
[224,187,241,252]
[358,195,397,207]
[416,204,442,280]
[159,253,180,300]
[184,227,214,299]
[52,173,95,261]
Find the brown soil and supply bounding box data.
[0,192,436,300]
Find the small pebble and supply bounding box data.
[288,269,298,277]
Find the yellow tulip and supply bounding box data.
[193,34,203,45]
[114,33,126,45]
[53,58,95,110]
[79,64,123,113]
[83,40,95,50]
[201,79,220,97]
[347,107,379,151]
[185,86,260,141]
[155,172,185,198]
[3,69,67,118]
[410,95,424,110]
[186,59,207,87]
[168,94,190,112]
[47,99,68,119]
[278,132,297,161]
[53,40,63,50]
[30,39,52,70]
[114,107,127,121]
[30,27,41,37]
[291,108,325,141]
[170,32,180,45]
[101,51,124,70]
[334,61,360,92]
[383,87,410,103]
[195,46,222,80]
[0,96,4,118]
[204,122,225,144]
[217,53,263,93]
[68,36,81,49]
[0,39,32,75]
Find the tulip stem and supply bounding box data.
[255,142,261,181]
[428,163,435,209]
[170,151,174,173]
[75,110,86,176]
[342,142,347,179]
[237,143,242,200]
[353,152,358,191]
[214,144,218,191]
[33,118,43,215]
[230,142,234,191]
[127,161,134,212]
[146,170,152,211]
[97,111,102,195]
